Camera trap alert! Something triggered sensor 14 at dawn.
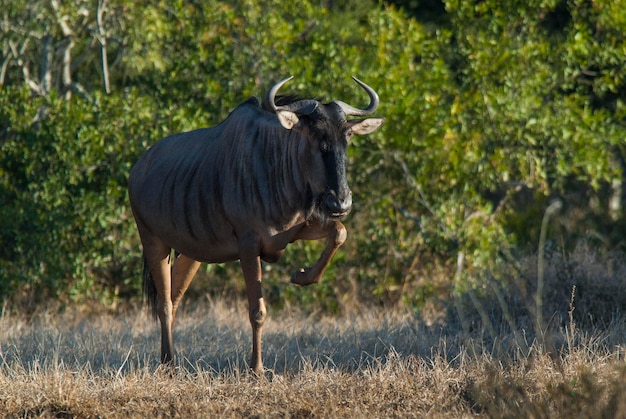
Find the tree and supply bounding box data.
[1,0,625,310]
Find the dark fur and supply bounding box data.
[142,256,158,320]
[263,94,325,110]
[128,97,343,264]
[127,77,383,370]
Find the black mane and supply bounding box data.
[261,94,325,110]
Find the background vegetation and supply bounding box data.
[1,0,625,320]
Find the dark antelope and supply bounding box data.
[128,76,384,373]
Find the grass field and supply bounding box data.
[1,289,625,418]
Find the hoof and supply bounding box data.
[156,362,179,378]
[248,362,266,378]
[291,267,318,286]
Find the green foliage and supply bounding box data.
[0,87,154,303]
[1,0,625,310]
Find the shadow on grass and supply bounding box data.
[2,297,624,380]
[2,243,626,378]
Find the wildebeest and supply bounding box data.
[128,76,384,374]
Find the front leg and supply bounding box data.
[291,220,347,286]
[238,231,266,375]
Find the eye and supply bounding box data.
[320,140,329,153]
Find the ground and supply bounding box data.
[1,299,625,418]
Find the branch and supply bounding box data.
[69,81,93,103]
[0,47,10,85]
[50,0,74,100]
[0,12,8,85]
[50,0,73,37]
[61,37,73,100]
[10,38,46,96]
[392,152,436,216]
[40,34,52,94]
[3,38,47,97]
[96,0,110,93]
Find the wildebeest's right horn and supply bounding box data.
[265,76,318,115]
[333,76,380,116]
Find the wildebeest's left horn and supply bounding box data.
[333,76,380,117]
[265,76,318,115]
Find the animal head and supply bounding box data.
[264,76,385,221]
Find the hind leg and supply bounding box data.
[145,246,175,363]
[136,221,176,364]
[171,254,201,322]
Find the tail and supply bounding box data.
[142,256,158,320]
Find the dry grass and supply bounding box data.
[1,295,626,418]
[2,244,626,418]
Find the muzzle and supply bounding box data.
[319,188,352,219]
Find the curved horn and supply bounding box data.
[264,76,294,112]
[264,76,319,116]
[333,76,380,117]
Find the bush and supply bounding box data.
[1,0,625,310]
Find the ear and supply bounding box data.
[277,110,300,130]
[348,117,385,135]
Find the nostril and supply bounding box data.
[325,195,342,213]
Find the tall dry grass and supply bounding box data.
[0,302,625,417]
[1,244,626,417]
